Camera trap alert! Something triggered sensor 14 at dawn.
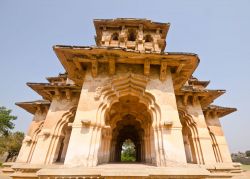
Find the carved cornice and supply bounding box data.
[176,87,225,107]
[15,100,50,114]
[26,83,81,101]
[53,46,199,90]
[203,105,237,118]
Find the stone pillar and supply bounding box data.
[205,113,232,163]
[29,98,77,164]
[64,75,102,167]
[185,103,217,164]
[146,69,186,166]
[98,127,111,164]
[16,110,46,163]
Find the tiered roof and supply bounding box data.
[16,18,236,118]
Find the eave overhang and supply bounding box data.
[46,75,67,83]
[188,77,210,88]
[26,83,81,101]
[203,105,237,118]
[177,87,226,107]
[53,45,200,90]
[15,100,50,114]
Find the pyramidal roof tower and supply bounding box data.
[10,18,240,179]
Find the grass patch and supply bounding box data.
[241,165,250,171]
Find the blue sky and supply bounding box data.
[0,0,249,153]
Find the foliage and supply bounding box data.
[0,131,24,161]
[121,139,136,162]
[0,106,17,136]
[246,150,250,157]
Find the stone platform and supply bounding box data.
[9,163,240,179]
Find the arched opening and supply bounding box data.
[54,116,74,163]
[208,129,222,163]
[27,122,44,163]
[121,139,136,162]
[111,32,119,41]
[99,95,155,165]
[144,34,153,42]
[128,29,136,41]
[179,109,204,164]
[111,114,144,162]
[182,124,197,163]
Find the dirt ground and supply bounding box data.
[0,170,10,179]
[232,171,250,179]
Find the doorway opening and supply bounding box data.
[106,95,154,164]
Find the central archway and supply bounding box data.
[96,74,164,166]
[108,95,151,163]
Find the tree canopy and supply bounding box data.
[246,150,250,157]
[121,139,136,162]
[0,131,24,161]
[0,106,24,161]
[0,106,17,136]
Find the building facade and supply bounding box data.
[11,18,240,178]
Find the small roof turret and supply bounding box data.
[94,18,170,53]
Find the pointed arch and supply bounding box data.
[27,121,44,163]
[93,73,166,166]
[208,127,223,163]
[45,106,77,164]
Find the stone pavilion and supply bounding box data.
[10,18,241,178]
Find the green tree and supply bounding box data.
[246,150,250,157]
[0,131,24,161]
[0,106,17,136]
[0,106,24,161]
[121,139,136,162]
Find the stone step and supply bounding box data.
[1,168,14,174]
[1,162,15,174]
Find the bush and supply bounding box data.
[246,150,250,157]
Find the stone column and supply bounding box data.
[64,75,102,167]
[205,113,232,163]
[102,128,112,163]
[146,69,187,166]
[29,98,77,164]
[185,103,217,164]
